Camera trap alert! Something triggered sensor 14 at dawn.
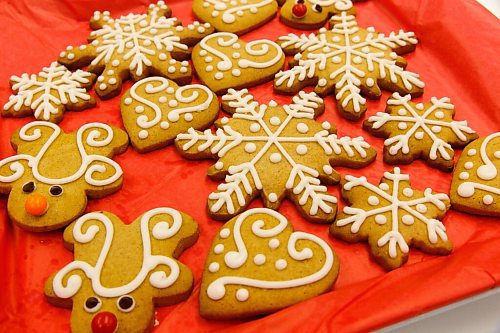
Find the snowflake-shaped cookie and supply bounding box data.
[175,89,376,223]
[364,93,477,172]
[3,62,95,123]
[274,12,425,120]
[58,1,214,99]
[330,167,452,270]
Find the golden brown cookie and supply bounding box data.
[364,93,478,172]
[58,1,214,100]
[330,167,452,270]
[45,208,198,333]
[121,76,219,153]
[3,62,96,123]
[192,32,285,94]
[279,0,363,30]
[274,12,424,120]
[175,89,376,223]
[192,0,278,35]
[200,208,339,319]
[0,121,128,232]
[450,133,500,216]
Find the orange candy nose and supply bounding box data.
[25,194,48,216]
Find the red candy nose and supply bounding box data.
[91,312,118,333]
[292,3,307,18]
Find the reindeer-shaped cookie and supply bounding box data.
[0,121,128,232]
[45,208,199,333]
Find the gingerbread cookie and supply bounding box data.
[58,1,214,99]
[274,12,424,120]
[192,32,285,94]
[364,93,477,172]
[330,167,452,270]
[3,62,95,123]
[0,122,128,232]
[175,89,376,223]
[200,208,339,319]
[121,77,218,153]
[450,133,500,216]
[280,0,363,30]
[45,208,198,333]
[192,0,278,35]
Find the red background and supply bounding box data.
[0,0,499,332]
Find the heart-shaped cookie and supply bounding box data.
[121,76,219,153]
[192,32,285,94]
[200,208,339,319]
[450,132,500,216]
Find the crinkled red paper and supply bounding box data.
[0,0,499,332]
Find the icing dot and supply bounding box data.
[435,111,445,119]
[322,121,331,130]
[232,43,241,49]
[208,262,220,273]
[403,188,413,197]
[98,76,105,82]
[143,40,152,46]
[215,72,224,80]
[459,172,469,180]
[203,2,209,7]
[464,162,474,169]
[250,123,260,132]
[353,56,362,64]
[99,83,107,90]
[206,65,214,72]
[495,151,500,159]
[332,56,341,63]
[232,69,241,77]
[168,66,176,73]
[199,50,208,56]
[398,108,407,116]
[268,238,280,249]
[375,215,387,224]
[352,36,361,43]
[483,195,493,205]
[160,121,169,129]
[268,193,278,203]
[416,103,425,110]
[253,254,266,265]
[237,10,244,16]
[366,78,374,87]
[159,96,167,103]
[379,183,390,191]
[168,100,178,107]
[296,144,308,155]
[368,195,379,206]
[180,67,188,73]
[362,46,370,53]
[323,165,333,175]
[402,215,414,225]
[467,149,477,156]
[332,36,341,42]
[139,20,148,27]
[236,288,249,302]
[112,60,120,67]
[268,100,278,107]
[415,131,424,140]
[232,52,240,59]
[107,70,114,75]
[109,78,117,85]
[198,26,206,33]
[323,46,330,52]
[432,126,442,133]
[219,228,230,238]
[169,59,176,65]
[215,161,223,170]
[416,204,427,213]
[126,41,133,48]
[296,123,308,133]
[138,130,148,139]
[250,6,257,13]
[214,244,224,254]
[135,105,144,113]
[270,153,282,163]
[67,53,75,60]
[184,113,193,122]
[212,10,219,17]
[124,97,132,105]
[230,0,237,5]
[166,87,175,94]
[318,78,327,87]
[221,117,229,124]
[244,142,257,153]
[60,51,66,57]
[269,117,281,126]
[275,259,287,270]
[205,56,213,62]
[398,122,408,130]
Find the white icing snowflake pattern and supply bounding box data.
[365,93,477,170]
[176,89,376,222]
[274,12,424,120]
[331,167,451,270]
[3,62,94,123]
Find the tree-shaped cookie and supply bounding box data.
[0,121,128,232]
[121,77,219,153]
[175,89,376,223]
[364,93,477,172]
[450,133,500,216]
[200,208,339,319]
[58,1,214,99]
[3,62,95,123]
[330,167,452,270]
[280,0,364,30]
[274,12,424,120]
[45,208,198,333]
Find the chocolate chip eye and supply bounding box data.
[84,296,102,313]
[117,295,135,312]
[49,185,63,196]
[22,181,36,193]
[312,4,322,12]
